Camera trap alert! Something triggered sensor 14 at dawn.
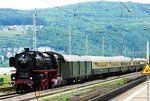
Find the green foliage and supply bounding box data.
[0,9,46,25]
[0,1,150,57]
[0,74,11,88]
[0,61,9,67]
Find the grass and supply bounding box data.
[0,74,11,88]
[41,78,127,101]
[112,79,126,85]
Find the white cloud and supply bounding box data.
[106,0,149,3]
[0,0,50,9]
[0,0,149,10]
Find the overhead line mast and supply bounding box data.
[33,14,37,51]
[85,35,88,56]
[68,26,72,55]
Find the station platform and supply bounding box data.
[112,79,149,101]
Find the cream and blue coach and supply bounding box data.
[88,56,131,75]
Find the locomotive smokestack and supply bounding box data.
[24,48,29,52]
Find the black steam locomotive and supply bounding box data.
[10,48,65,93]
[9,48,146,93]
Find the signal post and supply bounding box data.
[35,91,40,101]
[141,41,150,101]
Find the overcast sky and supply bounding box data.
[0,0,149,10]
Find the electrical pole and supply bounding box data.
[147,41,149,64]
[85,35,88,55]
[102,37,104,56]
[146,41,150,101]
[123,46,127,56]
[68,26,72,55]
[109,44,112,56]
[33,14,37,51]
[116,47,118,56]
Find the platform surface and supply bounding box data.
[112,80,150,101]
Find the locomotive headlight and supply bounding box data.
[12,77,15,80]
[30,77,33,80]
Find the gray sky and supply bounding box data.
[0,0,149,10]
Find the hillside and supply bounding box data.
[0,1,150,58]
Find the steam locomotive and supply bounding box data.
[9,48,146,93]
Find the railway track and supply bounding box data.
[0,87,16,101]
[0,93,19,100]
[0,86,14,92]
[0,72,144,101]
